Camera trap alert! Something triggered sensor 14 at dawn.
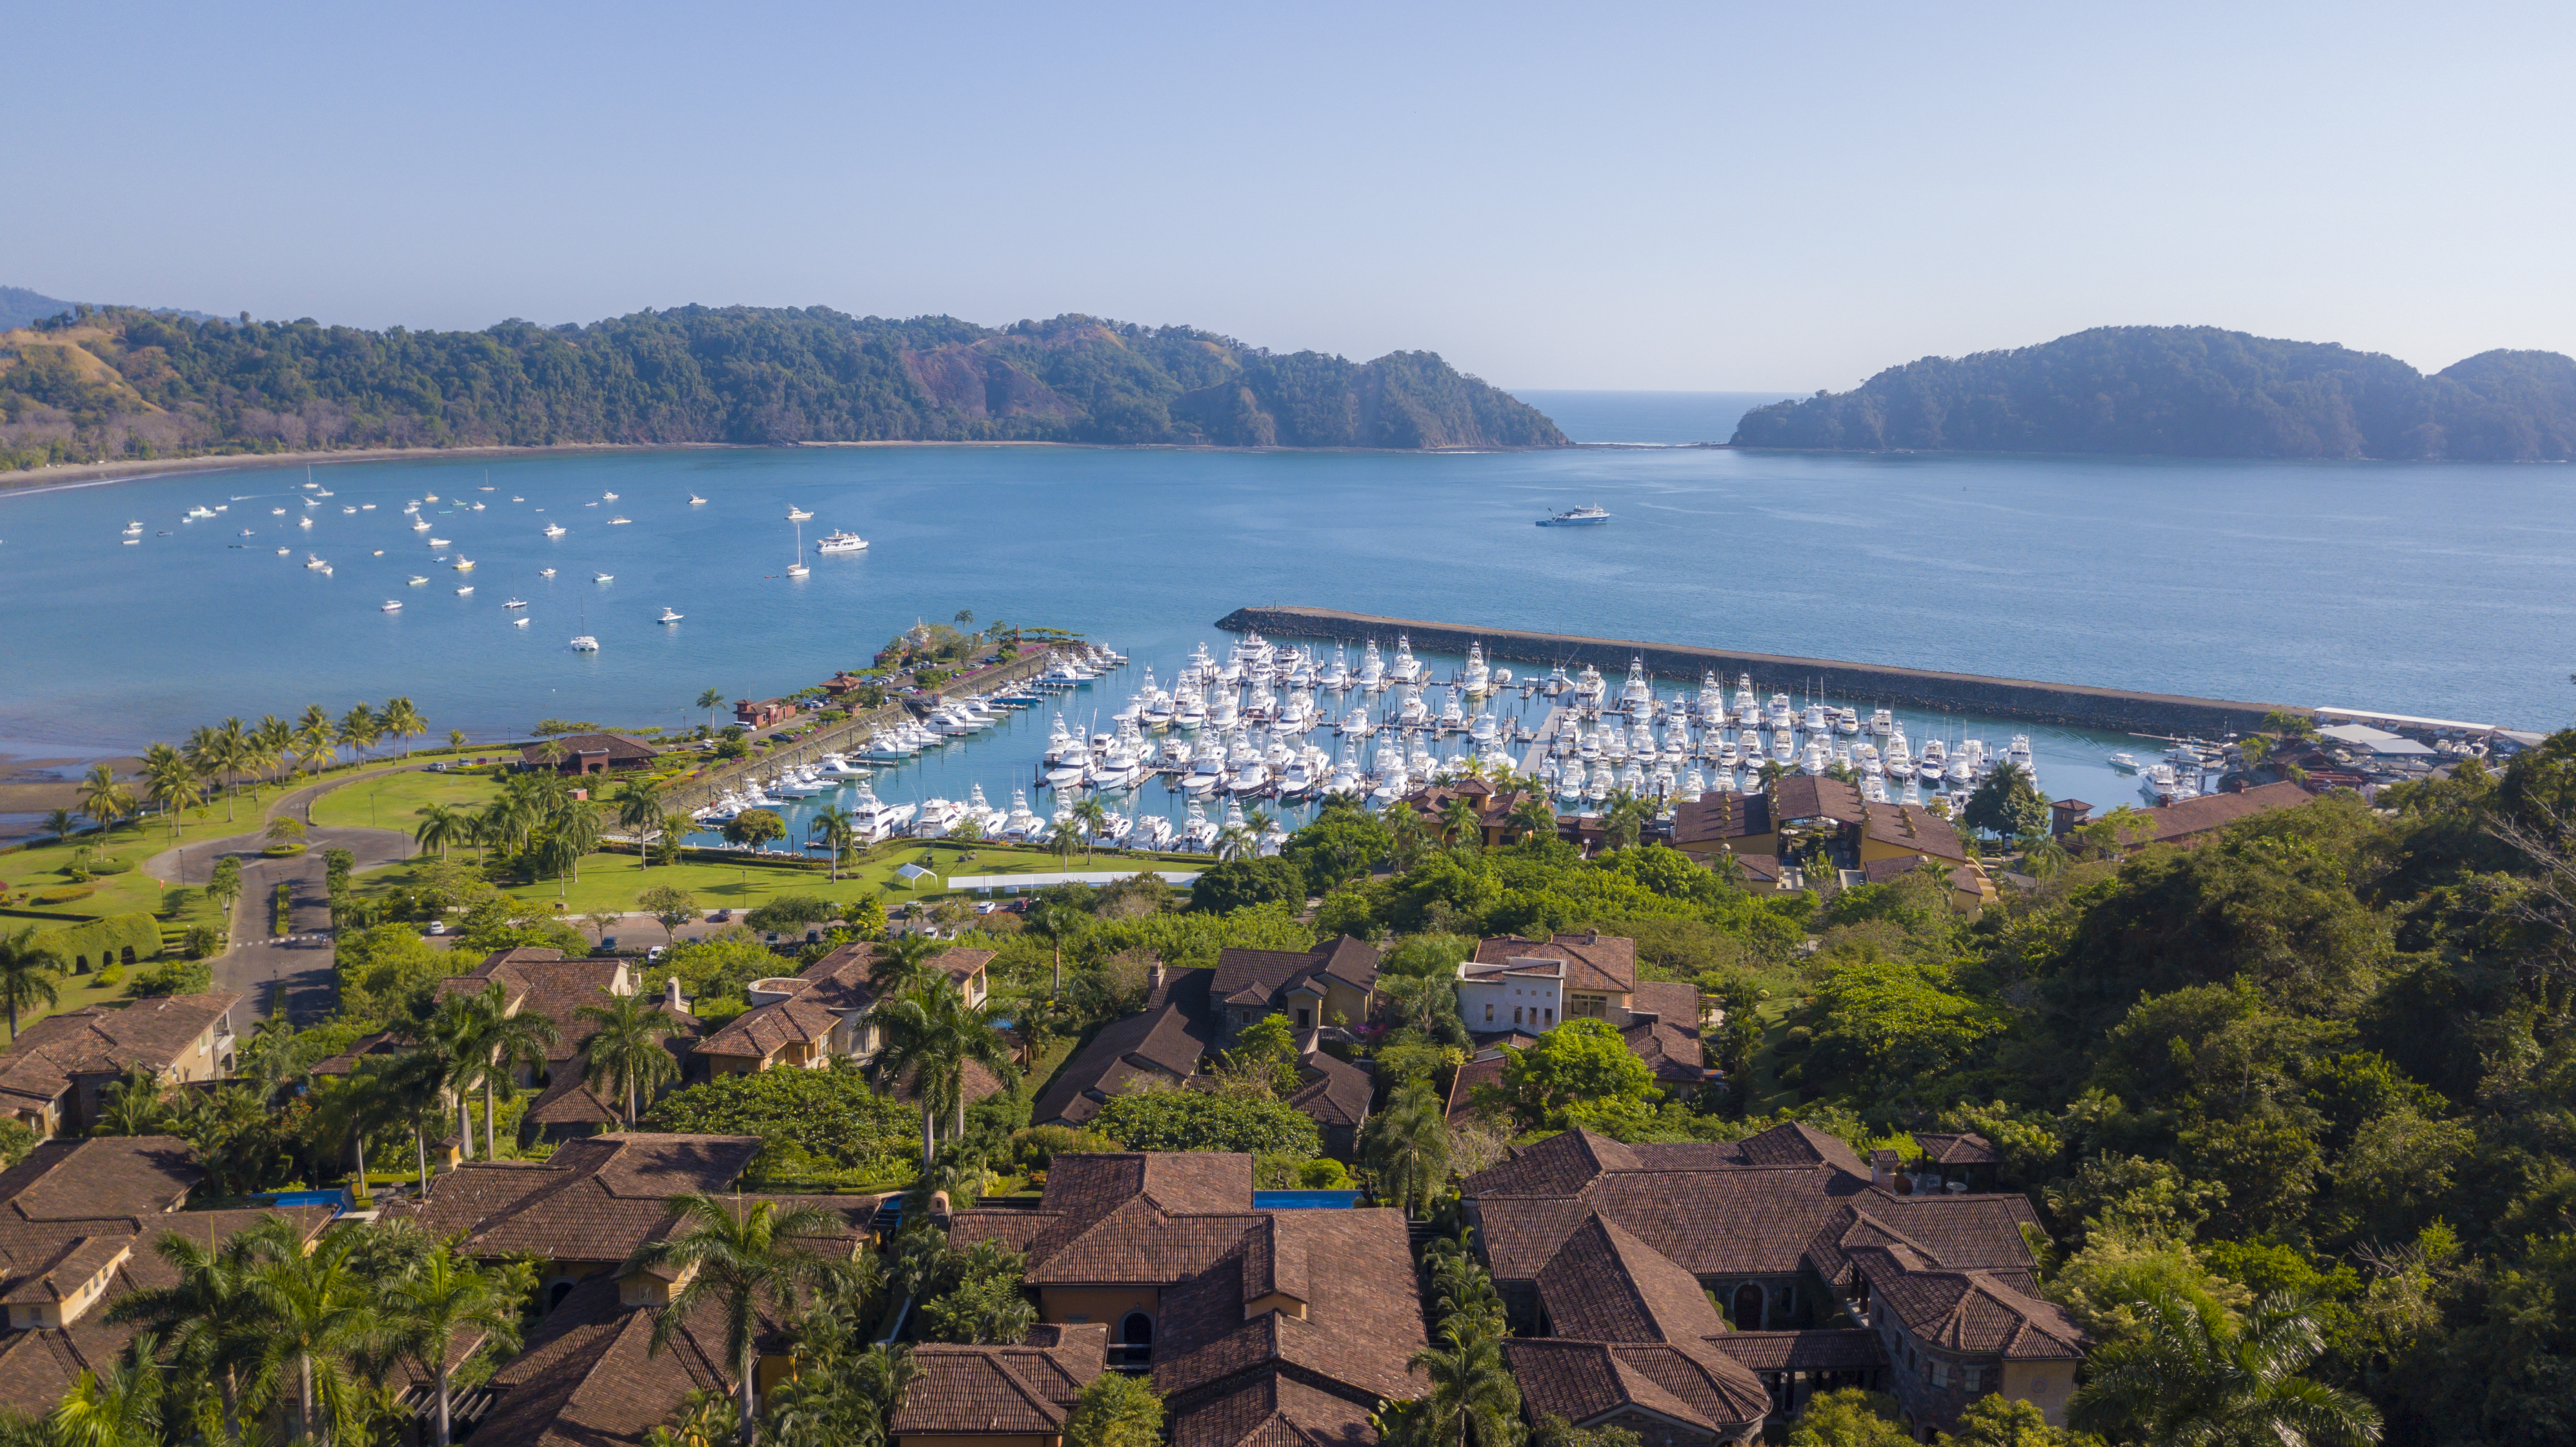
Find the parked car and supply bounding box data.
[647,945,667,962]
[425,918,448,936]
[708,909,731,923]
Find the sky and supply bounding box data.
[10,1,2572,390]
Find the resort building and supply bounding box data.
[517,731,661,776]
[890,1325,1112,1447]
[0,993,240,1138]
[1464,1124,2084,1439]
[689,940,992,1075]
[1397,777,1545,847]
[1670,780,1993,912]
[733,697,798,729]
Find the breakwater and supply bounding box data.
[1215,606,2309,737]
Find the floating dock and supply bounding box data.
[1215,605,2309,736]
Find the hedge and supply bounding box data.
[34,913,163,973]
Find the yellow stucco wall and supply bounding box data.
[1999,1362,2075,1427]
[1039,1286,1159,1328]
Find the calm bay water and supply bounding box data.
[3,418,2571,833]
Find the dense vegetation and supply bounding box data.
[1732,325,2576,460]
[0,303,1565,470]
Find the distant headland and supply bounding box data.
[1732,325,2576,461]
[0,302,1567,475]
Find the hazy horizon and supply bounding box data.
[13,3,2571,392]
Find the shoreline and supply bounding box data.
[0,437,1578,496]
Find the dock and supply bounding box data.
[1215,605,2311,736]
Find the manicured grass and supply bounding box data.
[310,768,498,831]
[1,827,196,920]
[0,966,140,1040]
[360,841,1207,916]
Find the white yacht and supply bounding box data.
[593,572,614,583]
[688,494,707,505]
[657,607,683,623]
[456,585,474,596]
[816,530,867,554]
[544,523,567,537]
[570,634,599,652]
[786,505,813,521]
[379,600,402,612]
[408,574,428,585]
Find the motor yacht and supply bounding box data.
[544,523,567,537]
[379,600,402,612]
[816,530,867,554]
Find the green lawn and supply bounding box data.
[3,827,199,920]
[310,768,498,831]
[360,840,1207,916]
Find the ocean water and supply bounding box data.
[1511,390,1800,445]
[3,431,2571,836]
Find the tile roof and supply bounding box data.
[470,1272,736,1447]
[1030,969,1220,1127]
[0,1137,200,1222]
[1704,1329,1888,1372]
[1769,776,1866,826]
[1473,934,1636,995]
[1152,1209,1427,1406]
[951,1153,1261,1287]
[1172,1372,1381,1447]
[1285,1051,1374,1131]
[892,1325,1108,1436]
[1668,792,1773,847]
[1803,1199,2040,1292]
[2144,780,2315,844]
[1536,1213,1727,1342]
[1860,803,1967,863]
[1863,1264,2084,1361]
[1211,938,1382,1009]
[1501,1339,1769,1437]
[1911,1133,1998,1167]
[0,995,239,1115]
[518,733,660,768]
[393,1133,768,1265]
[438,949,640,1063]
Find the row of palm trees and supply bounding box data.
[73,1215,521,1447]
[414,776,685,885]
[100,701,439,844]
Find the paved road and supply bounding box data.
[144,765,421,1023]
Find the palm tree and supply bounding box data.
[2071,1288,2381,1447]
[617,782,665,866]
[427,991,494,1161]
[1045,817,1084,868]
[307,1063,396,1193]
[1407,1321,1522,1447]
[558,800,605,882]
[448,728,468,753]
[252,714,294,792]
[294,711,337,778]
[96,1065,172,1136]
[1022,900,1081,997]
[1217,824,1258,862]
[1071,797,1108,860]
[109,1224,283,1437]
[577,989,678,1124]
[51,1330,167,1447]
[415,803,464,859]
[627,1194,857,1447]
[337,703,381,764]
[1380,800,1431,871]
[247,1221,382,1447]
[696,687,727,733]
[379,696,427,759]
[1358,1078,1452,1219]
[383,1244,523,1447]
[42,806,80,845]
[147,742,202,838]
[1505,792,1556,844]
[1437,795,1480,850]
[809,806,858,881]
[867,976,1014,1164]
[79,764,134,835]
[1600,791,1652,852]
[867,931,948,997]
[474,985,562,1158]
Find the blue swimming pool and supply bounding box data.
[1252,1190,1361,1209]
[259,1190,347,1211]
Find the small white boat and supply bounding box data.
[453,558,476,570]
[607,516,631,525]
[2107,752,2140,773]
[427,537,450,547]
[657,607,683,623]
[543,523,567,537]
[602,491,619,500]
[456,585,474,596]
[504,597,528,609]
[593,572,614,583]
[687,494,708,505]
[786,505,813,521]
[785,562,810,578]
[276,547,290,555]
[379,600,401,612]
[513,616,530,627]
[408,575,428,585]
[570,634,599,652]
[540,567,557,578]
[371,549,383,556]
[510,496,525,502]
[304,554,329,570]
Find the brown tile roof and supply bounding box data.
[0,1137,200,1222]
[1802,1200,2043,1293]
[0,995,239,1116]
[438,950,647,1064]
[518,733,659,769]
[1911,1133,1998,1167]
[951,1153,1260,1288]
[1031,969,1220,1127]
[1285,1051,1374,1131]
[2144,779,2315,844]
[1171,1371,1381,1447]
[394,1133,765,1266]
[0,1204,331,1417]
[892,1325,1108,1436]
[1861,803,1966,863]
[1501,1339,1769,1437]
[308,1030,405,1077]
[1668,792,1772,847]
[1473,934,1636,995]
[1152,1209,1427,1406]
[1211,938,1382,1009]
[1863,1263,2085,1361]
[1736,1122,1867,1174]
[470,1272,735,1447]
[1704,1329,1887,1372]
[1770,775,1866,826]
[1536,1214,1727,1342]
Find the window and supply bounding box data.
[1964,1367,1980,1392]
[1295,1009,1311,1029]
[1931,1362,1947,1388]
[1484,1004,1494,1022]
[1544,1007,1554,1024]
[1571,995,1606,1018]
[1514,1007,1524,1026]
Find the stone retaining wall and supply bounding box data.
[1215,606,2309,737]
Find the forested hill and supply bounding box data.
[0,305,1566,470]
[1731,325,2576,461]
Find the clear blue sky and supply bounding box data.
[11,1,2569,390]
